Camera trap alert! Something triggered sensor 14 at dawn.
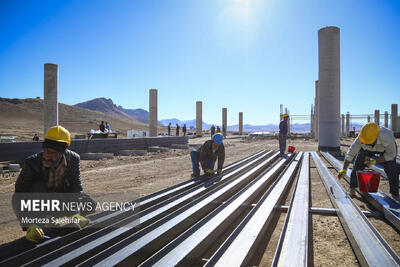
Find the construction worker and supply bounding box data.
[99,121,105,132]
[183,124,187,136]
[167,123,171,136]
[211,125,216,136]
[190,133,225,177]
[176,123,180,136]
[338,122,399,200]
[279,113,289,156]
[12,126,93,243]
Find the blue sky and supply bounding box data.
[0,0,399,125]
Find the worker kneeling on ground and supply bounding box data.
[12,126,95,243]
[190,133,225,177]
[338,122,399,200]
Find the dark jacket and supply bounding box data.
[279,120,288,135]
[99,123,105,132]
[199,140,225,170]
[12,149,88,226]
[14,149,83,193]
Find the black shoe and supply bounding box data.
[191,173,200,178]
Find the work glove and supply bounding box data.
[337,169,347,180]
[26,225,44,243]
[364,159,376,168]
[205,169,215,176]
[217,169,222,175]
[71,214,89,228]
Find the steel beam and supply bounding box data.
[30,152,279,266]
[141,155,293,266]
[276,206,382,218]
[273,152,309,267]
[1,151,269,266]
[204,153,303,266]
[321,151,400,231]
[84,152,281,266]
[312,152,400,266]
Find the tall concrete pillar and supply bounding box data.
[44,63,59,135]
[374,110,380,126]
[310,104,314,137]
[346,112,350,137]
[341,114,345,137]
[222,108,227,137]
[314,80,319,141]
[392,104,398,133]
[367,115,370,123]
[149,89,158,137]
[238,112,243,135]
[318,26,340,151]
[384,111,389,128]
[196,101,202,136]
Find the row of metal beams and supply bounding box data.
[1,150,399,266]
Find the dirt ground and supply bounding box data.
[0,136,399,266]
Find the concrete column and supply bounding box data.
[149,89,158,137]
[392,104,398,132]
[341,114,345,137]
[196,101,202,136]
[310,104,314,137]
[374,109,380,126]
[314,80,319,141]
[318,26,340,151]
[222,108,227,137]
[384,111,389,128]
[44,63,59,135]
[346,112,350,137]
[367,115,370,122]
[239,112,243,135]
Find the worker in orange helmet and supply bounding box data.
[338,122,399,200]
[12,126,95,243]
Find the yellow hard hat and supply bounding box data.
[359,122,380,144]
[283,113,289,118]
[45,125,71,146]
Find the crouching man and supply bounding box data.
[338,122,399,200]
[190,133,225,177]
[12,126,95,243]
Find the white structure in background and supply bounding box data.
[127,130,149,138]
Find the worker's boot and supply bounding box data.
[191,173,200,178]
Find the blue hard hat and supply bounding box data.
[212,133,223,145]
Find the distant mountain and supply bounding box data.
[75,98,139,122]
[117,105,148,124]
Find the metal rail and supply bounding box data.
[1,150,271,266]
[320,151,400,231]
[24,152,279,266]
[204,153,302,267]
[273,152,309,267]
[312,152,400,267]
[82,153,281,266]
[140,154,294,266]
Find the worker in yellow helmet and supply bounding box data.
[338,122,399,200]
[279,113,289,156]
[12,126,94,243]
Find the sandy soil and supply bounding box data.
[0,136,399,266]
